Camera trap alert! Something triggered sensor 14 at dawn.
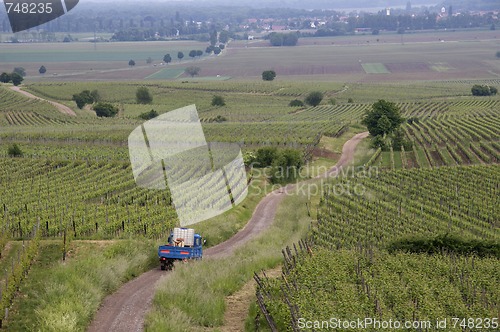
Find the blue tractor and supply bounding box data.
[158,228,203,270]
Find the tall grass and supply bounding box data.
[145,191,312,331]
[6,239,157,331]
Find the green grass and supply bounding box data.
[361,63,390,74]
[145,180,314,331]
[145,68,186,80]
[6,239,157,331]
[178,76,232,82]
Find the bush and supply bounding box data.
[136,87,153,104]
[304,91,323,107]
[7,143,23,157]
[211,95,226,106]
[10,73,23,86]
[289,99,304,107]
[139,109,158,120]
[72,90,95,109]
[0,72,11,83]
[13,67,26,77]
[128,59,135,66]
[93,102,119,117]
[39,65,47,74]
[255,147,279,167]
[262,70,276,81]
[185,66,201,77]
[471,84,497,96]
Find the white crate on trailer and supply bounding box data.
[173,227,195,246]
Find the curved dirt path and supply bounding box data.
[87,131,369,332]
[10,86,77,116]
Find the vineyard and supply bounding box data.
[256,165,499,331]
[369,100,499,169]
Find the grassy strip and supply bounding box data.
[145,190,313,331]
[5,239,157,331]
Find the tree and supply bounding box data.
[146,57,153,64]
[185,66,201,77]
[189,50,197,58]
[163,54,172,64]
[269,32,299,46]
[90,90,101,102]
[213,47,222,55]
[72,90,95,109]
[136,87,153,104]
[93,102,119,117]
[177,51,184,61]
[0,72,11,83]
[39,65,47,74]
[128,59,136,66]
[11,73,23,86]
[491,24,496,31]
[209,30,218,46]
[196,50,203,57]
[7,143,23,157]
[362,99,404,137]
[219,30,230,44]
[262,70,276,81]
[471,85,497,96]
[13,67,26,77]
[212,95,225,106]
[304,91,323,107]
[205,46,214,54]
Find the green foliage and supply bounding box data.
[289,99,304,107]
[304,91,323,106]
[139,109,158,120]
[177,51,184,60]
[136,86,153,104]
[213,47,222,55]
[7,143,23,157]
[72,90,96,109]
[11,73,23,86]
[269,32,299,46]
[128,59,135,66]
[13,67,26,77]
[93,102,119,117]
[362,99,404,137]
[146,57,153,64]
[163,54,172,63]
[185,66,201,77]
[0,72,11,83]
[262,70,276,81]
[255,147,278,167]
[211,95,225,106]
[38,65,47,74]
[189,50,197,58]
[388,234,500,258]
[347,97,354,103]
[471,84,497,96]
[269,149,303,184]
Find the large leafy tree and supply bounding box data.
[362,99,404,137]
[304,91,323,107]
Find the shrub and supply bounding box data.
[471,84,497,96]
[7,143,23,157]
[289,99,304,107]
[211,95,226,106]
[262,70,276,81]
[304,91,323,107]
[72,90,95,109]
[139,109,158,120]
[136,87,153,104]
[93,102,119,117]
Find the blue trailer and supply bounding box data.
[158,228,203,270]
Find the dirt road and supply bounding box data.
[10,86,77,116]
[87,131,369,332]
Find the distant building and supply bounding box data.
[386,8,391,16]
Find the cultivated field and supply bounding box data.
[0,28,498,331]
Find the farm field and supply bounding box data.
[0,28,498,332]
[0,30,499,82]
[257,165,499,331]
